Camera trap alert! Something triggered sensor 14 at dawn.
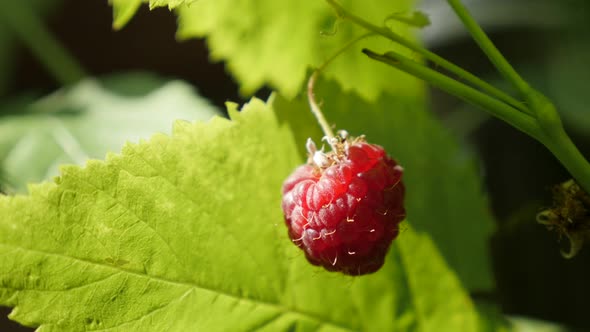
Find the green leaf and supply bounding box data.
[177,0,423,100]
[110,0,142,30]
[146,0,192,9]
[110,0,194,29]
[0,96,493,331]
[0,73,219,193]
[274,79,495,291]
[110,0,422,100]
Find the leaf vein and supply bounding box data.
[65,171,189,279]
[0,243,355,332]
[126,148,275,292]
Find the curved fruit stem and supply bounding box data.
[307,33,372,150]
[307,71,336,145]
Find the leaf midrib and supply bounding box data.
[1,243,355,332]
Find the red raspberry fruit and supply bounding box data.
[281,136,405,275]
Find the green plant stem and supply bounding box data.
[446,0,590,194]
[529,92,590,194]
[363,49,541,140]
[446,0,530,96]
[544,129,590,195]
[367,46,590,194]
[324,0,529,115]
[325,0,590,194]
[0,2,86,86]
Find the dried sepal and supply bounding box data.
[537,179,590,258]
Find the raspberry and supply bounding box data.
[281,135,405,275]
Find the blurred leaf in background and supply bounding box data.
[111,0,422,100]
[0,73,219,193]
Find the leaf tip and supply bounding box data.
[225,101,240,120]
[110,0,142,30]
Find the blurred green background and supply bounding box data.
[0,0,589,331]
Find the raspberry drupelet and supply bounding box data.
[281,133,405,275]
